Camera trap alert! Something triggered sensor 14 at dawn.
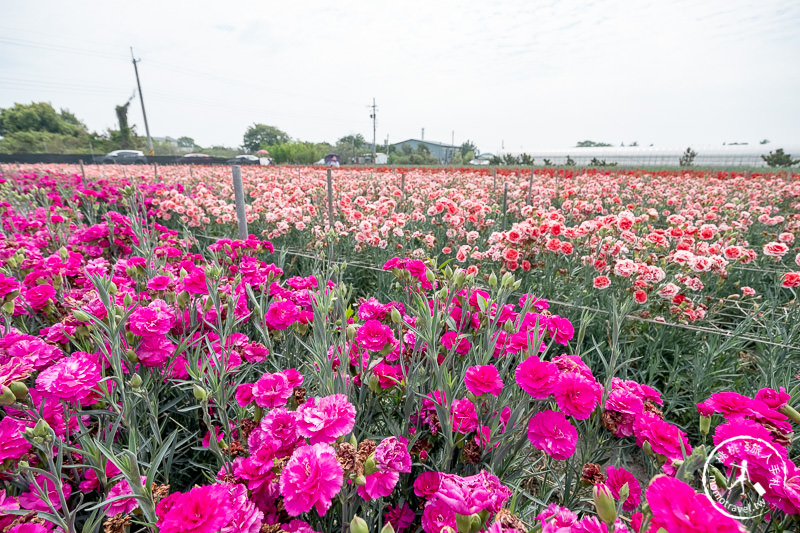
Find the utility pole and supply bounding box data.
[370,97,377,164]
[130,47,154,157]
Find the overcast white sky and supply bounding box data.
[1,0,799,153]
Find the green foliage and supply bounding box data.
[576,140,613,147]
[463,150,475,162]
[242,124,290,152]
[565,155,576,166]
[115,103,134,149]
[589,157,617,167]
[502,153,519,165]
[0,102,86,136]
[199,145,240,158]
[761,148,799,168]
[679,147,697,167]
[337,134,366,149]
[519,153,534,165]
[460,140,478,158]
[268,141,328,164]
[178,136,198,149]
[387,144,438,165]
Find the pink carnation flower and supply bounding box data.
[356,319,395,351]
[265,299,299,330]
[252,372,292,408]
[527,410,577,460]
[465,365,504,397]
[633,413,692,461]
[279,443,343,516]
[605,466,641,511]
[0,417,30,462]
[553,372,602,420]
[157,484,234,533]
[421,497,456,533]
[375,436,412,473]
[25,284,55,310]
[296,395,356,444]
[441,331,472,356]
[259,407,301,458]
[105,477,144,516]
[35,352,101,404]
[128,299,175,337]
[384,503,416,533]
[450,397,478,434]
[515,355,558,398]
[646,475,745,532]
[357,470,400,501]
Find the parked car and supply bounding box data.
[226,154,260,165]
[101,150,147,164]
[179,153,213,164]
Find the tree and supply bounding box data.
[519,153,534,165]
[0,102,85,136]
[460,140,478,158]
[760,139,770,145]
[576,140,612,148]
[115,102,134,149]
[761,148,799,168]
[337,134,366,148]
[565,155,576,166]
[242,124,289,152]
[178,136,198,149]
[679,147,697,167]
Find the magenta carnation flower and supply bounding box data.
[384,503,415,533]
[633,413,692,461]
[465,365,504,397]
[515,355,558,398]
[646,475,745,533]
[25,284,55,310]
[441,331,472,356]
[0,417,30,462]
[265,299,299,330]
[357,470,400,501]
[183,268,209,295]
[279,443,343,516]
[157,484,234,533]
[35,352,101,404]
[128,299,175,337]
[220,483,263,533]
[356,319,395,351]
[137,335,175,367]
[260,407,301,458]
[0,273,19,299]
[375,436,412,473]
[527,410,577,460]
[105,477,144,516]
[296,394,356,444]
[252,372,292,408]
[450,397,478,434]
[553,373,602,420]
[414,471,441,497]
[605,466,641,511]
[421,497,457,533]
[7,524,50,533]
[754,387,791,409]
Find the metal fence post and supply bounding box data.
[502,182,508,233]
[400,173,406,206]
[327,168,334,229]
[527,167,534,206]
[232,165,248,240]
[79,159,86,182]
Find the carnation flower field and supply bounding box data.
[0,163,798,533]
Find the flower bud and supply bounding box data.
[33,418,52,437]
[363,454,378,476]
[177,290,190,308]
[2,300,15,314]
[379,523,395,533]
[390,307,402,325]
[453,269,465,288]
[425,269,435,286]
[501,272,514,289]
[193,384,209,401]
[108,282,118,295]
[593,483,617,525]
[699,415,711,435]
[123,292,134,307]
[125,349,139,363]
[9,381,28,400]
[779,404,800,424]
[129,374,143,389]
[354,474,367,486]
[488,272,498,288]
[503,319,516,333]
[350,515,369,533]
[0,386,16,406]
[346,324,357,342]
[72,309,93,323]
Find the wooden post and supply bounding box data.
[327,168,334,229]
[492,167,497,195]
[122,167,127,180]
[79,159,86,182]
[527,167,534,206]
[189,165,193,178]
[502,182,508,232]
[400,173,406,206]
[232,165,248,240]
